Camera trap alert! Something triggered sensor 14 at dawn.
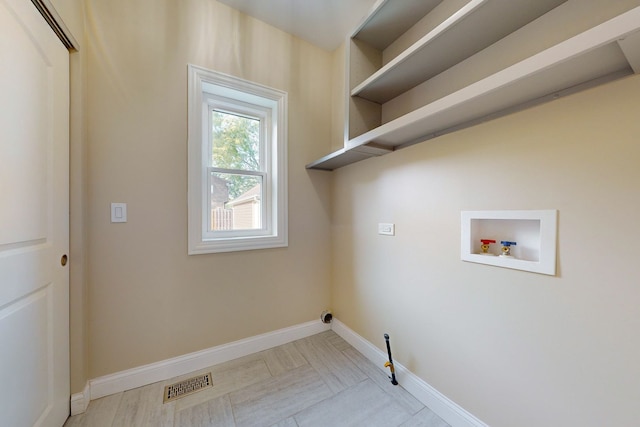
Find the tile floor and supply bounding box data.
[64,331,449,427]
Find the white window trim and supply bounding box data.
[188,64,288,254]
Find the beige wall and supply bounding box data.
[331,74,640,426]
[82,0,332,379]
[330,43,346,152]
[69,4,640,425]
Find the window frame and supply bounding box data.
[205,99,269,239]
[188,64,288,254]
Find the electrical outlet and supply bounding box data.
[378,223,395,236]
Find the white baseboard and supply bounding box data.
[70,381,90,416]
[86,320,330,403]
[331,319,488,427]
[73,317,485,426]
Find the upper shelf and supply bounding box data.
[351,0,443,51]
[351,0,568,104]
[307,6,640,171]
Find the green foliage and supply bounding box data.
[211,111,260,199]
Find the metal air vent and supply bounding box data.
[163,372,213,403]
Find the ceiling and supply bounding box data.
[216,0,378,51]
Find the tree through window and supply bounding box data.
[209,109,264,231]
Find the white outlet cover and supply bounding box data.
[378,223,395,236]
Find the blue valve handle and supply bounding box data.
[500,241,517,246]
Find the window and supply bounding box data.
[188,65,287,254]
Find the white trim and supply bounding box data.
[88,320,329,401]
[70,382,90,416]
[331,319,489,427]
[71,316,485,425]
[187,64,288,255]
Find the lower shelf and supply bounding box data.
[305,144,390,171]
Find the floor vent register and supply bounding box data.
[163,372,213,403]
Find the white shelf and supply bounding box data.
[306,6,640,170]
[351,0,567,104]
[461,210,558,275]
[305,144,390,171]
[351,0,443,51]
[346,14,637,150]
[306,4,640,171]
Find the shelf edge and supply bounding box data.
[306,144,391,171]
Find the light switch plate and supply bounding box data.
[111,203,127,223]
[378,223,395,236]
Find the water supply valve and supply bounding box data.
[479,239,496,255]
[500,241,517,258]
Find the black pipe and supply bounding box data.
[384,333,398,385]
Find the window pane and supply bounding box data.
[211,110,260,171]
[210,172,262,231]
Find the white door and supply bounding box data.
[0,0,70,425]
